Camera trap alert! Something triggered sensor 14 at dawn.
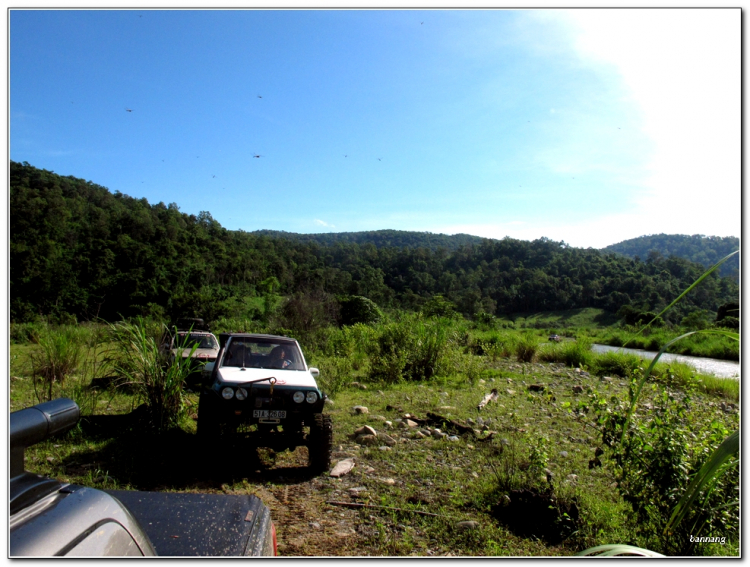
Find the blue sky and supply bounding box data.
[10,8,740,248]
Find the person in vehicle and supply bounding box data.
[269,345,293,369]
[226,342,248,367]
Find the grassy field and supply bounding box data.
[9,318,740,557]
[506,307,622,328]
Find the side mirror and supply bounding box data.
[309,367,320,379]
[203,362,215,374]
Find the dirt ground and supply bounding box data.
[242,448,382,557]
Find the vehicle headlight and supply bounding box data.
[236,388,248,401]
[221,387,235,400]
[306,391,318,404]
[293,391,305,403]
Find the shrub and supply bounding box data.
[420,295,458,318]
[559,338,594,369]
[604,383,739,554]
[368,314,453,383]
[313,356,353,399]
[10,322,43,344]
[339,295,383,326]
[369,320,411,383]
[715,316,739,330]
[29,325,85,402]
[276,290,339,335]
[514,333,539,363]
[590,352,642,378]
[474,311,496,330]
[106,318,196,431]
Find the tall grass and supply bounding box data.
[537,337,593,369]
[513,333,539,363]
[106,317,197,431]
[28,325,84,402]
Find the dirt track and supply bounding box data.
[245,449,376,557]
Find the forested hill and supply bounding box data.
[10,161,739,324]
[253,229,487,251]
[603,234,739,280]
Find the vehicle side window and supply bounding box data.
[223,343,247,367]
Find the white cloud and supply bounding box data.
[314,219,335,228]
[554,9,740,238]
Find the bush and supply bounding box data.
[276,291,339,335]
[559,338,594,369]
[715,317,739,330]
[313,356,354,399]
[420,295,458,319]
[106,318,195,431]
[10,321,43,344]
[339,295,383,326]
[369,314,454,383]
[28,325,84,402]
[514,333,539,363]
[603,383,739,554]
[590,352,642,378]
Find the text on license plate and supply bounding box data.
[253,410,286,419]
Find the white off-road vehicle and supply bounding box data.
[197,333,332,473]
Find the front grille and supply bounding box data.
[252,396,287,410]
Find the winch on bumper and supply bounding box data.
[205,378,325,424]
[196,333,333,473]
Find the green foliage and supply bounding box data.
[471,331,515,361]
[618,306,665,327]
[368,314,453,383]
[715,302,738,322]
[339,295,383,326]
[513,333,539,363]
[589,351,641,378]
[10,321,43,344]
[276,290,340,337]
[715,316,738,330]
[603,233,740,280]
[537,338,593,369]
[680,310,712,330]
[312,356,353,398]
[665,430,739,537]
[10,161,739,326]
[601,381,739,554]
[420,295,458,318]
[593,254,740,554]
[28,325,84,402]
[106,317,195,431]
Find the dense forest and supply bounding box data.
[10,161,739,325]
[603,234,740,280]
[253,229,487,251]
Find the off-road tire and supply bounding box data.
[307,413,333,474]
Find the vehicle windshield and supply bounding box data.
[178,333,218,350]
[221,338,304,370]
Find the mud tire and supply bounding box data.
[307,413,333,474]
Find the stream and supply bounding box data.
[591,344,740,379]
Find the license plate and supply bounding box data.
[253,410,286,419]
